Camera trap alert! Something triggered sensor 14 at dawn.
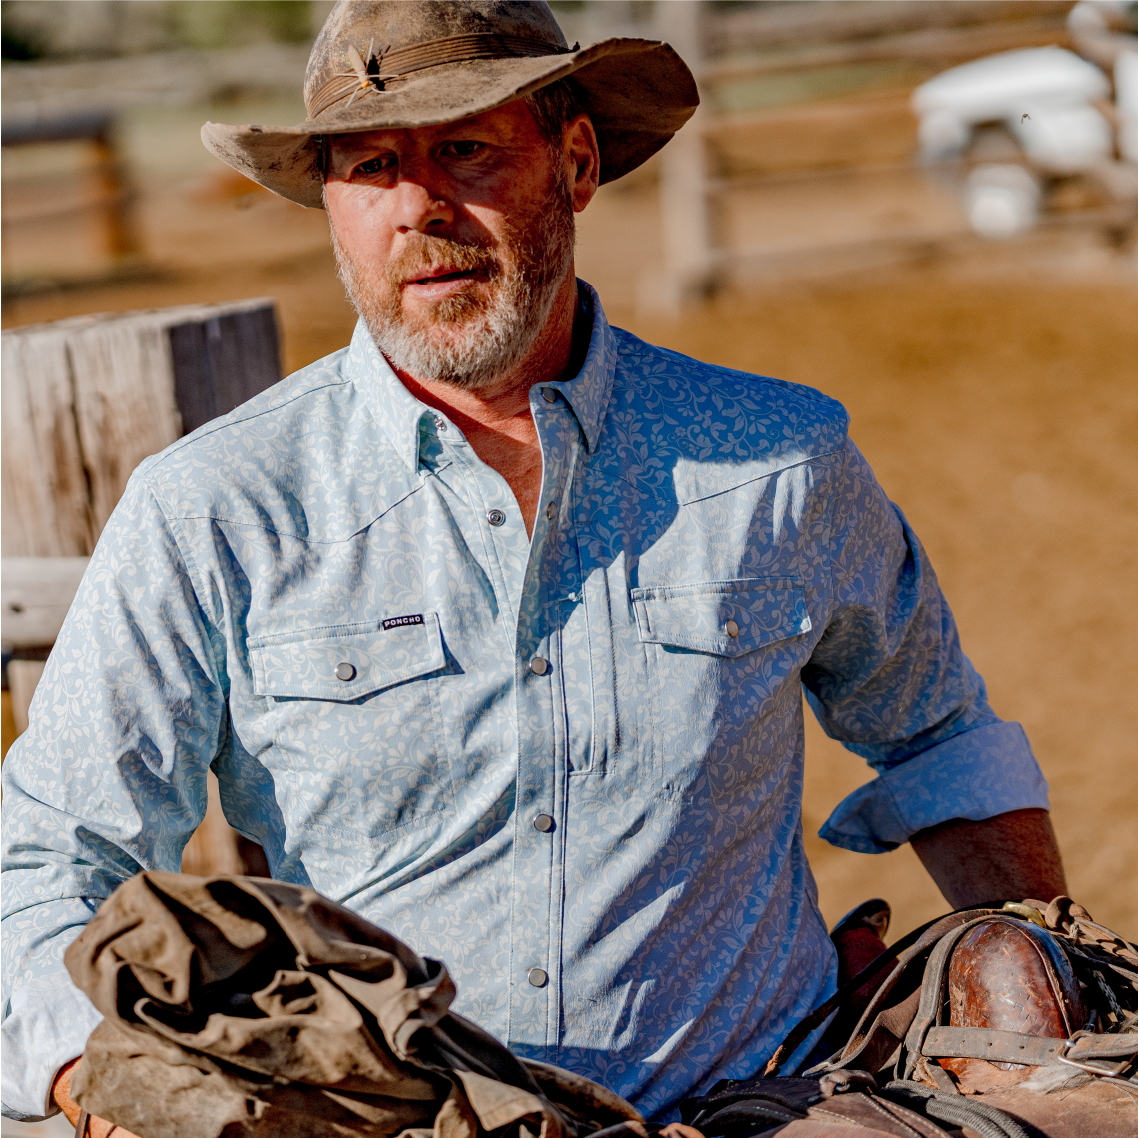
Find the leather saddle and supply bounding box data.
[686,898,1138,1138]
[936,912,1085,1090]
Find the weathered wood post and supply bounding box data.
[2,299,282,874]
[1,298,280,558]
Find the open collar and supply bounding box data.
[346,280,616,473]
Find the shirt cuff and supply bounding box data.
[818,721,1049,854]
[1,971,102,1121]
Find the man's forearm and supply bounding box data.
[909,807,1067,910]
[52,1058,139,1138]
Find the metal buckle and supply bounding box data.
[1055,1034,1131,1079]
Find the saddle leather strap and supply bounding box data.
[900,915,993,1080]
[766,908,1002,1077]
[921,1025,1138,1069]
[923,1027,1065,1067]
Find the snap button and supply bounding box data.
[533,813,554,833]
[725,619,740,638]
[334,661,356,681]
[487,509,506,527]
[528,657,549,676]
[527,967,548,987]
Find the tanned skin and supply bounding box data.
[911,807,1066,908]
[50,98,1065,1130]
[324,100,601,535]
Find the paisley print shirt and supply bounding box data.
[1,286,1048,1121]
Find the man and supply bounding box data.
[2,2,1065,1131]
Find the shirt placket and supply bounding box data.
[505,386,584,1056]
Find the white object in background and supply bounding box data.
[1118,50,1138,163]
[1,557,89,647]
[913,47,1112,171]
[1012,103,1115,172]
[1068,1,1138,72]
[967,164,1042,237]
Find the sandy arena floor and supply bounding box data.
[4,150,1136,942]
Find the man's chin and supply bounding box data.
[387,321,490,355]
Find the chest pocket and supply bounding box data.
[248,614,444,701]
[631,578,811,657]
[630,579,813,795]
[245,613,454,844]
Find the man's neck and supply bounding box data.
[389,273,589,537]
[391,273,585,432]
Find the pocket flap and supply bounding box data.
[248,613,444,700]
[631,579,811,657]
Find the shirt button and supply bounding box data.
[528,657,550,676]
[533,813,554,833]
[527,967,548,987]
[725,619,740,638]
[487,509,506,527]
[546,502,556,520]
[434,417,447,431]
[541,388,557,403]
[334,661,356,681]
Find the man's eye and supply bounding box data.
[445,141,483,158]
[356,156,394,176]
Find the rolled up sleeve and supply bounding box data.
[802,440,1048,855]
[1,471,226,1119]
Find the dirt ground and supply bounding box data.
[4,137,1136,943]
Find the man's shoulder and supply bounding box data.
[147,343,354,461]
[611,326,848,429]
[604,327,850,498]
[133,346,411,543]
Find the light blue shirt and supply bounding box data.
[1,285,1047,1122]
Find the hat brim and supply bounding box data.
[201,38,698,209]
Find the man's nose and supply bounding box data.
[388,169,454,233]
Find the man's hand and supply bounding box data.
[52,1057,141,1138]
[910,807,1067,909]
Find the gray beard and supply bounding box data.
[330,175,576,391]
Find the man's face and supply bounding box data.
[324,100,591,390]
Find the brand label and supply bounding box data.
[382,613,424,630]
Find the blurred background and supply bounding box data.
[2,0,1136,980]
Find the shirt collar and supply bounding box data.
[345,280,616,473]
[539,281,616,456]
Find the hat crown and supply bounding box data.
[305,1,568,111]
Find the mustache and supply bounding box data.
[385,233,500,285]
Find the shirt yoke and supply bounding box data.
[605,329,850,505]
[137,346,423,545]
[132,330,852,544]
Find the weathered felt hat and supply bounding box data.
[201,0,699,209]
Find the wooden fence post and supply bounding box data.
[642,0,714,315]
[2,299,282,876]
[1,298,281,558]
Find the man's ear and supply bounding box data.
[565,114,600,213]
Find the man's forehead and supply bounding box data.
[328,101,540,153]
